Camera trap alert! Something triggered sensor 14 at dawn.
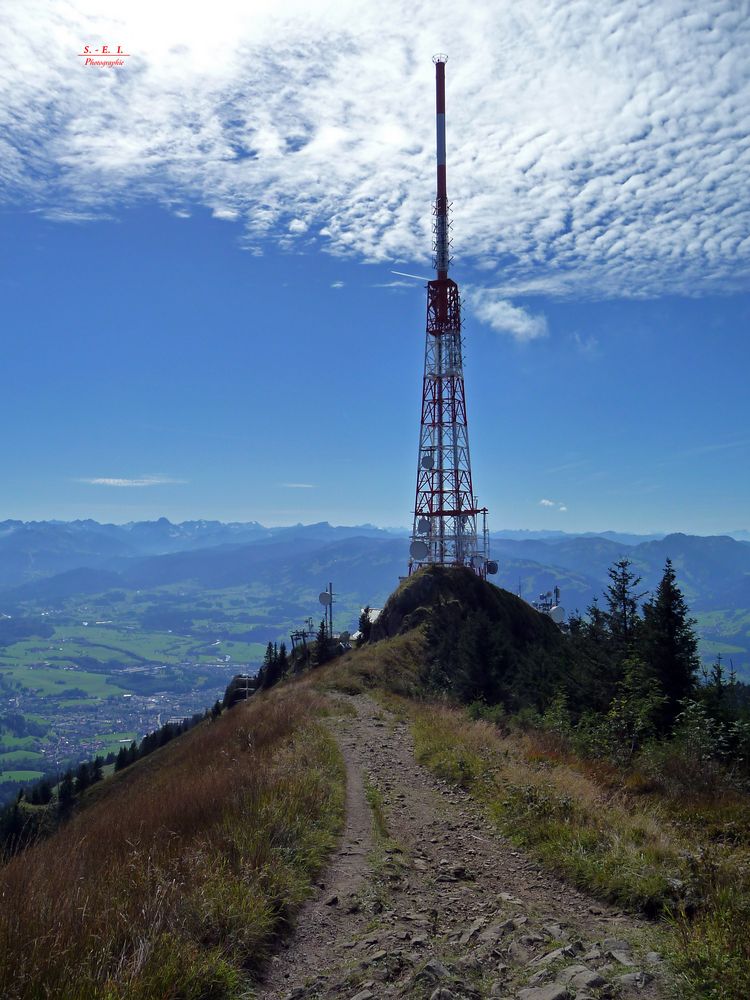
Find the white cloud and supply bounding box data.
[540,497,567,511]
[330,280,344,288]
[280,482,317,489]
[464,286,548,341]
[2,1,749,298]
[78,475,186,487]
[572,332,600,357]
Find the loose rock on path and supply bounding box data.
[256,695,667,1000]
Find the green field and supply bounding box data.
[696,608,750,680]
[0,662,128,699]
[0,770,45,782]
[0,750,43,764]
[0,734,38,750]
[1,623,269,672]
[94,731,137,754]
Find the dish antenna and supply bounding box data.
[319,582,334,638]
[410,539,429,561]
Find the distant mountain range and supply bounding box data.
[1,519,749,675]
[0,518,396,591]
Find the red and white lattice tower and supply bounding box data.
[408,56,496,580]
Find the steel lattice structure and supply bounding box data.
[408,56,495,580]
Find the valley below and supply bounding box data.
[2,517,750,807]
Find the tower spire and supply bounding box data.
[434,54,450,281]
[408,57,496,581]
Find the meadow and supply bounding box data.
[0,686,346,1000]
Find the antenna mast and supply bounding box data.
[408,56,497,581]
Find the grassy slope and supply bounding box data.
[0,686,346,1000]
[314,570,750,1000]
[4,565,749,999]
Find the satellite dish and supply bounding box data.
[410,540,429,560]
[550,605,566,624]
[319,592,332,606]
[421,454,434,470]
[486,560,498,575]
[418,517,430,534]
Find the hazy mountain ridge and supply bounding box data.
[0,518,397,590]
[1,520,749,676]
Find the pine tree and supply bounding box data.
[357,606,372,646]
[584,597,609,646]
[277,642,288,676]
[74,761,91,794]
[92,757,104,783]
[58,770,75,810]
[37,779,53,805]
[640,558,700,733]
[315,619,330,665]
[604,558,645,661]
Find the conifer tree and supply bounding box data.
[640,558,699,733]
[74,761,91,794]
[604,558,645,661]
[315,618,330,665]
[58,770,75,810]
[357,606,372,646]
[37,779,53,804]
[277,642,288,676]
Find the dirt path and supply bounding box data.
[257,695,668,1000]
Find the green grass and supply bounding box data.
[1,626,268,676]
[0,750,43,764]
[401,697,750,999]
[0,663,127,699]
[0,686,346,999]
[0,735,38,750]
[363,778,389,841]
[93,731,137,755]
[0,770,45,781]
[695,609,750,681]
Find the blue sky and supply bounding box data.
[1,0,749,534]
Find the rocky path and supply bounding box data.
[256,695,667,1000]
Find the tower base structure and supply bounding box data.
[408,279,496,580]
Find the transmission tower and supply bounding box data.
[408,56,497,581]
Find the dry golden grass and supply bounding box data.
[400,698,750,999]
[0,686,345,1000]
[308,630,427,698]
[408,702,692,906]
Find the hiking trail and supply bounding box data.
[257,694,667,1000]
